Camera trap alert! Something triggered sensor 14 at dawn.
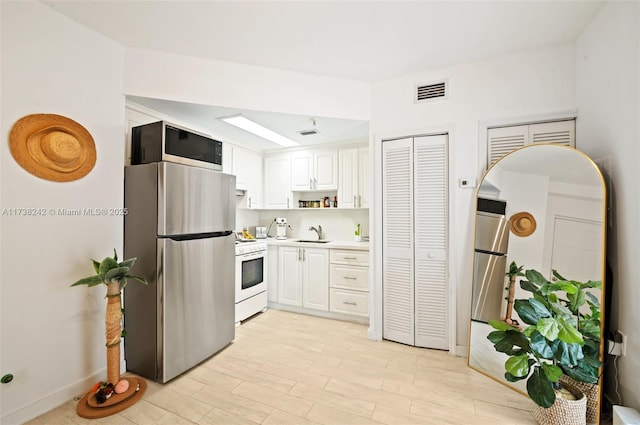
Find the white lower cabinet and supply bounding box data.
[329,249,369,317]
[278,246,329,311]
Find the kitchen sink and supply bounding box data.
[294,239,332,243]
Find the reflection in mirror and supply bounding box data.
[467,145,605,407]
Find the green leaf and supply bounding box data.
[562,364,598,384]
[557,317,584,344]
[567,290,586,313]
[113,248,118,262]
[541,363,563,383]
[105,266,130,281]
[551,340,584,366]
[118,257,137,268]
[487,330,530,355]
[585,291,600,307]
[488,320,516,331]
[530,330,554,358]
[520,280,540,294]
[520,279,541,294]
[505,371,529,382]
[527,366,556,408]
[552,269,567,281]
[514,299,542,326]
[581,280,602,290]
[505,354,532,377]
[580,321,602,341]
[92,259,100,274]
[125,274,148,285]
[537,318,560,341]
[529,298,552,318]
[526,269,550,286]
[98,257,119,281]
[548,281,579,295]
[70,275,103,287]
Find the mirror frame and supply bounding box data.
[466,144,607,421]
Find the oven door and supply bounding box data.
[235,250,266,302]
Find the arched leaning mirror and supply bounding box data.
[467,144,606,420]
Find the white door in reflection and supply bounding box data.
[550,217,603,283]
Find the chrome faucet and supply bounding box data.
[309,225,323,240]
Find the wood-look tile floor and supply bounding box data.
[26,310,536,425]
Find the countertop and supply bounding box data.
[261,237,369,251]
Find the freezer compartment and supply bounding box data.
[158,162,235,236]
[475,211,509,254]
[471,251,507,323]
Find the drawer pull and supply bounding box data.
[342,256,358,260]
[343,301,357,306]
[343,276,357,280]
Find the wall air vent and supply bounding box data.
[298,129,319,136]
[415,79,448,103]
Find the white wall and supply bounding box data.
[369,43,578,351]
[575,0,640,409]
[123,48,371,122]
[0,2,125,423]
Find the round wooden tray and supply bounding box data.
[76,377,146,419]
[86,378,137,408]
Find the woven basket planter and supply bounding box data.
[560,375,598,423]
[532,386,587,425]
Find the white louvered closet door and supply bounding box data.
[487,120,575,166]
[382,138,414,346]
[382,135,448,349]
[413,135,448,349]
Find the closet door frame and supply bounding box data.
[372,128,456,354]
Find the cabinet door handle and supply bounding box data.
[343,256,357,260]
[248,196,251,208]
[287,197,290,209]
[302,248,306,261]
[343,276,357,280]
[343,301,357,306]
[358,195,362,208]
[298,248,302,261]
[309,178,313,189]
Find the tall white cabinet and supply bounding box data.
[337,147,369,208]
[382,134,448,350]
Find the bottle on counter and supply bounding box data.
[333,196,338,208]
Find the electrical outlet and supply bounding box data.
[609,331,628,356]
[608,339,622,356]
[618,331,627,356]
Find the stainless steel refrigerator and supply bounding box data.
[123,161,236,383]
[471,198,510,323]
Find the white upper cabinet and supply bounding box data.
[488,119,575,166]
[264,153,292,209]
[337,147,369,208]
[291,148,338,191]
[233,147,263,209]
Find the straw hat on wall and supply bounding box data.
[509,211,537,237]
[9,114,96,182]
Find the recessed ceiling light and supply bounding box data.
[219,115,299,147]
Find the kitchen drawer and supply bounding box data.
[330,249,368,266]
[330,264,368,291]
[330,288,369,316]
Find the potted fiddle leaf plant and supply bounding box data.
[71,249,147,386]
[520,269,602,423]
[487,268,589,425]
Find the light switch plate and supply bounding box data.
[458,178,477,188]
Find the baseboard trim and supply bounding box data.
[1,367,114,425]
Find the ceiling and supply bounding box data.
[45,0,605,151]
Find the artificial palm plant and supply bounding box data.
[71,249,147,384]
